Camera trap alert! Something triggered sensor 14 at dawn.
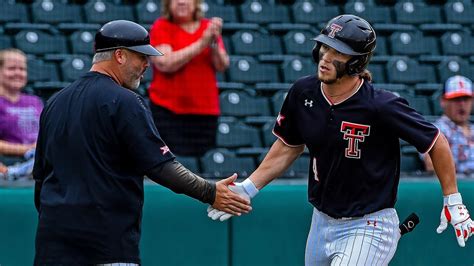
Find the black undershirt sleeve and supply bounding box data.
[146,159,216,204]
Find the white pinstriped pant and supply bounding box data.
[305,208,401,266]
[97,263,139,266]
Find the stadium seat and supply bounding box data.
[261,120,277,147]
[394,1,442,24]
[367,63,386,84]
[405,96,432,115]
[0,2,29,23]
[28,58,60,83]
[69,30,95,55]
[174,156,200,173]
[271,90,287,115]
[400,145,424,174]
[227,56,280,83]
[84,0,135,24]
[14,30,68,55]
[444,1,474,25]
[60,55,92,82]
[135,0,160,24]
[344,1,393,24]
[0,35,12,49]
[441,31,474,56]
[282,30,316,56]
[231,30,280,55]
[202,1,238,23]
[291,1,340,25]
[31,0,83,24]
[437,57,474,84]
[257,152,309,178]
[281,57,315,83]
[200,148,256,178]
[373,36,387,56]
[389,31,439,56]
[239,0,291,24]
[386,57,437,84]
[216,121,262,148]
[220,90,272,117]
[32,81,69,102]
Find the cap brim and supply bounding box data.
[444,92,473,99]
[128,44,163,56]
[313,35,363,56]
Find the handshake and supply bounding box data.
[208,178,259,221]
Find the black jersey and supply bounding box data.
[33,72,174,264]
[273,76,439,218]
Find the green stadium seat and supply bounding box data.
[135,0,160,24]
[216,121,262,148]
[227,56,279,83]
[28,58,60,82]
[441,31,474,56]
[367,63,386,84]
[32,81,69,102]
[394,1,442,24]
[60,55,92,82]
[373,36,387,56]
[70,30,95,55]
[84,0,135,24]
[0,35,12,49]
[271,90,287,115]
[344,1,393,24]
[240,0,291,24]
[231,30,281,55]
[220,90,272,117]
[282,30,316,56]
[14,30,68,55]
[437,57,474,84]
[31,0,83,24]
[291,1,340,25]
[390,31,439,56]
[0,3,29,23]
[202,1,238,23]
[405,96,432,115]
[200,148,256,178]
[261,120,276,147]
[174,156,200,174]
[400,145,424,174]
[386,57,437,84]
[281,57,315,83]
[444,1,474,25]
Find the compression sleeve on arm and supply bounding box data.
[147,159,216,204]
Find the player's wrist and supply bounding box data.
[444,192,462,206]
[242,178,259,198]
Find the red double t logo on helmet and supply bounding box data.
[340,121,371,159]
[328,24,343,38]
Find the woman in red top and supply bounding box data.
[149,0,229,156]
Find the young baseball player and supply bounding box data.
[207,14,474,265]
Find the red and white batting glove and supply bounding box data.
[436,192,474,247]
[207,179,258,222]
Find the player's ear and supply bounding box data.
[114,49,127,65]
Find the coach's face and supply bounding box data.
[121,49,149,90]
[318,44,351,84]
[442,96,473,126]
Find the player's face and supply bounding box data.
[317,44,351,84]
[441,96,473,125]
[122,50,149,90]
[0,52,27,92]
[170,0,196,23]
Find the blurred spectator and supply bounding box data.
[0,48,43,179]
[148,0,229,156]
[423,75,474,175]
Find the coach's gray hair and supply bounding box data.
[92,50,114,64]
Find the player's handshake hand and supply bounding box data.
[436,192,474,247]
[208,178,259,222]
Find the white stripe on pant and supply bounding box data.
[97,263,139,266]
[305,208,401,266]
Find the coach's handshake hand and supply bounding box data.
[208,178,259,221]
[437,192,474,247]
[213,174,253,216]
